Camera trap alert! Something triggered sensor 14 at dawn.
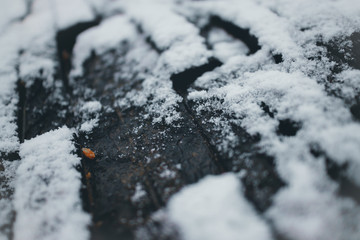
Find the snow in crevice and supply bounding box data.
[13,126,90,240]
[131,183,147,203]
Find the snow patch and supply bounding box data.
[78,100,102,133]
[166,173,273,240]
[14,127,90,240]
[53,0,94,30]
[131,183,147,203]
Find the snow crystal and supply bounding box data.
[78,100,102,133]
[131,183,147,203]
[166,173,273,240]
[13,127,90,240]
[80,118,99,133]
[80,100,102,114]
[159,168,176,179]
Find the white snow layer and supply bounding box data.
[53,0,94,30]
[0,0,27,35]
[166,173,273,240]
[14,127,90,240]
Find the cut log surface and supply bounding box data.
[1,0,360,240]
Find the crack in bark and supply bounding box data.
[55,19,101,91]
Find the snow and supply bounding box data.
[53,0,94,30]
[14,127,90,240]
[267,161,360,240]
[123,1,211,74]
[80,119,99,133]
[131,183,147,203]
[71,15,137,77]
[258,0,360,42]
[181,0,302,61]
[207,28,249,63]
[332,69,360,103]
[165,173,273,240]
[0,74,19,154]
[159,168,176,179]
[78,100,102,133]
[0,0,27,35]
[0,160,19,239]
[80,100,102,114]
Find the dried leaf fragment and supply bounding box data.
[82,148,95,159]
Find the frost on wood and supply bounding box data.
[13,127,90,240]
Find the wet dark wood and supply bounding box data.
[12,13,360,239]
